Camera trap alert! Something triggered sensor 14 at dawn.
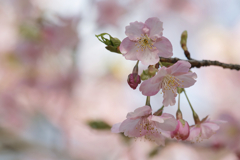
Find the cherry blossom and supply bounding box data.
[140,61,197,106]
[171,119,190,140]
[188,117,223,143]
[119,17,173,65]
[111,105,177,146]
[96,0,126,26]
[213,113,240,152]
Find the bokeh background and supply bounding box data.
[0,0,240,159]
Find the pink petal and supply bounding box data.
[119,37,138,60]
[211,120,227,125]
[154,113,178,131]
[176,72,197,88]
[144,17,163,40]
[161,130,171,138]
[126,106,152,119]
[136,48,159,65]
[142,27,149,33]
[119,118,144,137]
[188,126,201,141]
[153,36,173,58]
[171,121,180,138]
[200,124,216,139]
[160,113,175,120]
[111,123,121,133]
[150,67,167,84]
[162,89,177,106]
[139,78,161,96]
[166,60,191,76]
[147,133,166,146]
[150,115,164,123]
[201,122,220,132]
[178,120,190,140]
[125,21,145,41]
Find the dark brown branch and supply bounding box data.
[184,50,192,60]
[160,57,240,71]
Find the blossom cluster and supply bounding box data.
[112,105,221,145]
[105,17,223,145]
[0,0,80,132]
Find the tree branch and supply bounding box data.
[183,50,193,60]
[160,57,240,71]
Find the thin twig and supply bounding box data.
[160,57,240,71]
[184,50,193,60]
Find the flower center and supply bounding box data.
[135,117,161,142]
[135,34,156,52]
[162,74,184,93]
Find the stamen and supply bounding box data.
[161,74,184,93]
[137,117,159,143]
[135,34,155,52]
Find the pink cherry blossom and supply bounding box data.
[171,119,190,140]
[120,17,173,65]
[96,0,126,26]
[213,113,240,152]
[139,60,197,106]
[188,117,222,143]
[111,105,177,146]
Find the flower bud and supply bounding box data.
[140,69,151,80]
[140,65,158,81]
[96,33,121,53]
[180,30,188,51]
[171,119,190,140]
[148,65,158,77]
[127,73,141,89]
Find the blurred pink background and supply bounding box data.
[0,0,240,159]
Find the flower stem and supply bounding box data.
[178,93,180,110]
[158,60,163,67]
[146,96,151,107]
[176,93,183,119]
[136,60,139,66]
[133,60,139,73]
[183,89,200,124]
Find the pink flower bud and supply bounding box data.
[171,119,190,140]
[127,73,141,89]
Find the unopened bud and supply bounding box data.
[180,30,188,51]
[171,119,190,140]
[96,33,121,54]
[148,65,158,77]
[140,69,151,80]
[127,73,141,89]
